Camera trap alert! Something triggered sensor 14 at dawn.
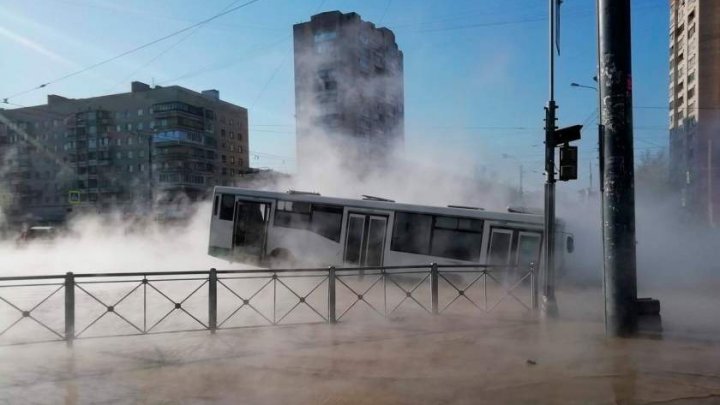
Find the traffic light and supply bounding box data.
[559,145,578,181]
[553,124,582,182]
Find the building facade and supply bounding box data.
[0,82,249,225]
[293,11,404,171]
[669,0,720,226]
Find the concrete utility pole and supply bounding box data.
[542,0,559,317]
[597,0,638,336]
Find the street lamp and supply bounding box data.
[570,82,598,91]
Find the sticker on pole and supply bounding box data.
[68,190,81,204]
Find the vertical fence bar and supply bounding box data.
[530,262,539,311]
[143,276,147,333]
[383,268,388,317]
[272,273,277,325]
[328,266,336,324]
[64,272,75,347]
[484,270,488,311]
[209,268,217,333]
[431,263,439,315]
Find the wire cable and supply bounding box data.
[3,0,264,102]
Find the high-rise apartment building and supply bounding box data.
[0,82,249,225]
[669,0,720,226]
[293,11,404,170]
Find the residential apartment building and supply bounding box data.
[669,0,720,226]
[293,11,404,171]
[0,82,249,225]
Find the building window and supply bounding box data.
[138,108,144,116]
[314,30,337,43]
[137,122,144,130]
[128,151,134,158]
[127,123,133,131]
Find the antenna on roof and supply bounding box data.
[287,190,320,196]
[362,195,395,202]
[447,205,484,211]
[507,206,543,215]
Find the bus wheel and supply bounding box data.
[267,248,294,269]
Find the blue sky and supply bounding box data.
[0,0,669,192]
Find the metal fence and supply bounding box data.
[0,263,537,347]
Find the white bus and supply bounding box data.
[208,187,573,270]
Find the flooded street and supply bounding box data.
[1,287,719,405]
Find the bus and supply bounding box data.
[208,187,573,270]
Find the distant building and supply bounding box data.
[669,0,720,226]
[293,11,404,171]
[0,82,249,225]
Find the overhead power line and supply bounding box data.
[3,0,264,102]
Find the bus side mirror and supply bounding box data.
[566,236,575,254]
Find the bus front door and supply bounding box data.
[344,214,387,267]
[232,201,270,262]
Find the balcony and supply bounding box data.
[152,130,205,146]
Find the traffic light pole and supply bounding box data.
[542,0,559,318]
[598,0,638,336]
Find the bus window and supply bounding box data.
[219,194,235,221]
[275,201,342,242]
[309,205,342,242]
[516,232,541,267]
[213,195,219,216]
[430,216,483,261]
[274,200,311,229]
[488,229,513,265]
[391,212,432,255]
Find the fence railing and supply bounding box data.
[0,263,537,347]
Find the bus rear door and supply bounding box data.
[344,213,388,267]
[232,199,271,262]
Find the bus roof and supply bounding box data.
[214,187,546,226]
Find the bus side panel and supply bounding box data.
[265,228,342,266]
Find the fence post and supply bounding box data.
[328,266,336,324]
[530,262,539,311]
[209,268,217,334]
[431,263,439,315]
[64,272,75,347]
